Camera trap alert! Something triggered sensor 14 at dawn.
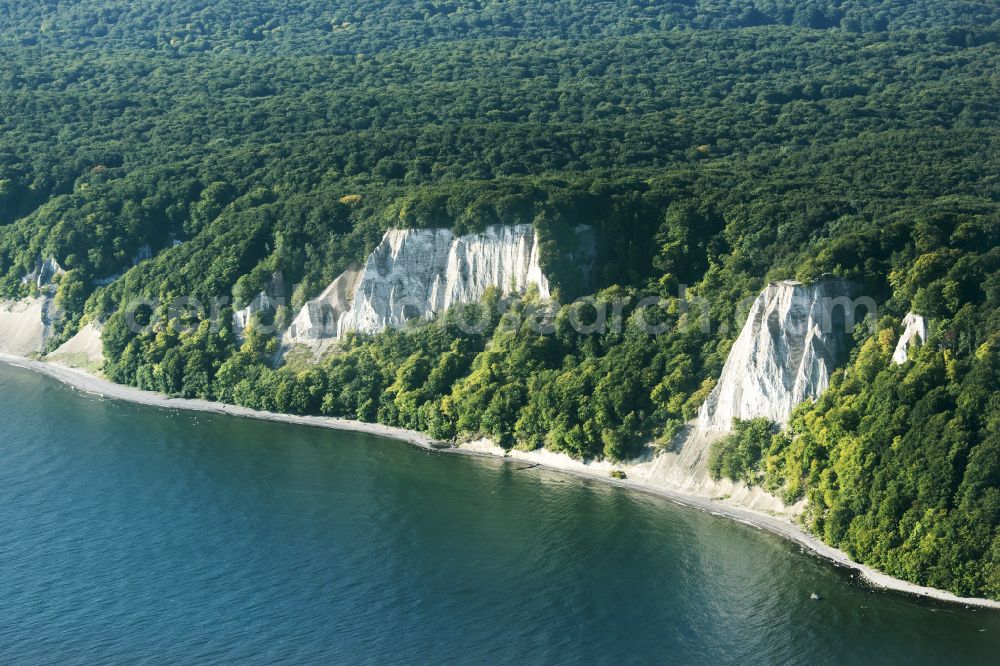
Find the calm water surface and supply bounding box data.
[0,364,997,664]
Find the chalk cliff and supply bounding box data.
[616,279,857,511]
[697,279,855,432]
[284,266,363,344]
[341,224,550,335]
[0,257,64,355]
[892,312,927,365]
[22,256,64,290]
[233,272,286,338]
[285,224,551,349]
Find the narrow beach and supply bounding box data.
[2,352,997,611]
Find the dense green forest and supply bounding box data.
[3,1,998,53]
[1,2,998,598]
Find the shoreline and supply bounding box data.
[2,352,998,611]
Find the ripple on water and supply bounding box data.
[0,363,998,664]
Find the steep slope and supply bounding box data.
[285,224,550,349]
[0,299,48,356]
[233,272,287,339]
[284,266,364,349]
[461,279,859,516]
[892,312,928,364]
[0,257,65,356]
[48,322,105,370]
[698,279,856,432]
[626,279,856,511]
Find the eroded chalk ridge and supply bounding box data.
[630,279,862,510]
[284,224,560,350]
[697,279,858,433]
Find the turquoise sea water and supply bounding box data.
[0,363,997,664]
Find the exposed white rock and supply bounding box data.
[478,279,856,516]
[234,292,279,338]
[698,279,855,432]
[22,256,64,290]
[284,224,552,349]
[3,257,64,354]
[892,312,928,365]
[284,265,363,344]
[233,272,286,338]
[341,224,550,336]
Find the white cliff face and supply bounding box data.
[611,278,856,514]
[698,279,854,432]
[460,281,856,516]
[285,224,551,348]
[1,257,64,355]
[22,256,64,290]
[285,266,363,343]
[233,272,286,338]
[233,292,279,338]
[892,313,928,365]
[434,224,550,316]
[341,224,550,336]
